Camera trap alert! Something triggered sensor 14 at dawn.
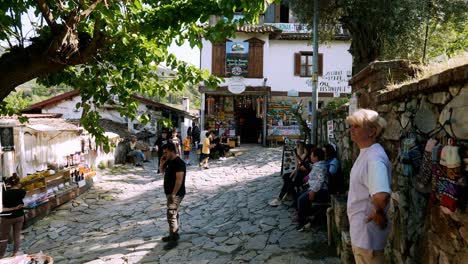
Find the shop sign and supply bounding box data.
[327,120,334,139]
[264,23,310,33]
[226,42,249,77]
[287,89,299,97]
[228,77,246,94]
[0,127,14,151]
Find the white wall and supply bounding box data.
[268,40,352,94]
[43,96,83,119]
[200,34,352,96]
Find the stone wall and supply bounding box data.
[318,61,468,263]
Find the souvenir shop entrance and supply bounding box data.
[201,87,269,145]
[235,97,263,143]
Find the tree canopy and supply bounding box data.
[286,0,467,72]
[0,0,272,150]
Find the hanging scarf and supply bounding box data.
[415,139,437,193]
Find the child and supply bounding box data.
[183,135,192,165]
[199,132,212,169]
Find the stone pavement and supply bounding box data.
[20,145,339,263]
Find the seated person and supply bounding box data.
[296,147,329,231]
[269,143,313,207]
[128,135,146,167]
[324,144,344,195]
[210,133,230,160]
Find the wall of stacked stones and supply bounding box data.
[318,61,468,263]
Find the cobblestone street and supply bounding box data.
[21,145,339,263]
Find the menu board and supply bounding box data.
[281,141,297,176]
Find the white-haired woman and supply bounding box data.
[346,109,391,264]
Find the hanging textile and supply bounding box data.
[437,138,461,213]
[207,97,215,115]
[415,138,437,193]
[430,142,444,203]
[400,136,422,179]
[256,97,264,118]
[18,127,26,177]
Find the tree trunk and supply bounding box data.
[0,28,102,102]
[0,45,68,102]
[347,25,381,74]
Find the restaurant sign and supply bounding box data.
[226,42,249,77]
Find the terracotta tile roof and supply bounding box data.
[0,117,81,131]
[0,113,63,119]
[23,90,195,118]
[132,95,195,117]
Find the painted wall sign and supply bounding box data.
[306,70,352,97]
[226,42,249,77]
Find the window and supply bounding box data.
[245,38,264,78]
[211,38,264,78]
[211,41,227,76]
[294,52,323,77]
[279,3,289,23]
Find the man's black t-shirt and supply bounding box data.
[2,189,26,218]
[155,137,169,157]
[163,156,186,196]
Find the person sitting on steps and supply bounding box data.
[128,135,147,167]
[296,147,329,232]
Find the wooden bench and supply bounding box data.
[308,202,331,225]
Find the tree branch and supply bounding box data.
[81,0,104,20]
[36,0,59,33]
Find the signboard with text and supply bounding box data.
[319,70,352,97]
[264,23,310,33]
[226,42,249,77]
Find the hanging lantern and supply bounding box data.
[256,97,264,118]
[207,96,215,115]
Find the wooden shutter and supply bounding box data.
[294,53,301,76]
[211,42,226,77]
[318,53,323,76]
[246,38,264,78]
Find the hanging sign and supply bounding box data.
[226,42,249,77]
[228,77,246,94]
[0,127,14,151]
[327,120,334,139]
[287,89,299,97]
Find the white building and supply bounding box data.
[23,91,196,141]
[199,3,352,145]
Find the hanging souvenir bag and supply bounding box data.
[415,138,437,193]
[400,135,422,179]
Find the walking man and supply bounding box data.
[159,142,186,250]
[154,129,169,174]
